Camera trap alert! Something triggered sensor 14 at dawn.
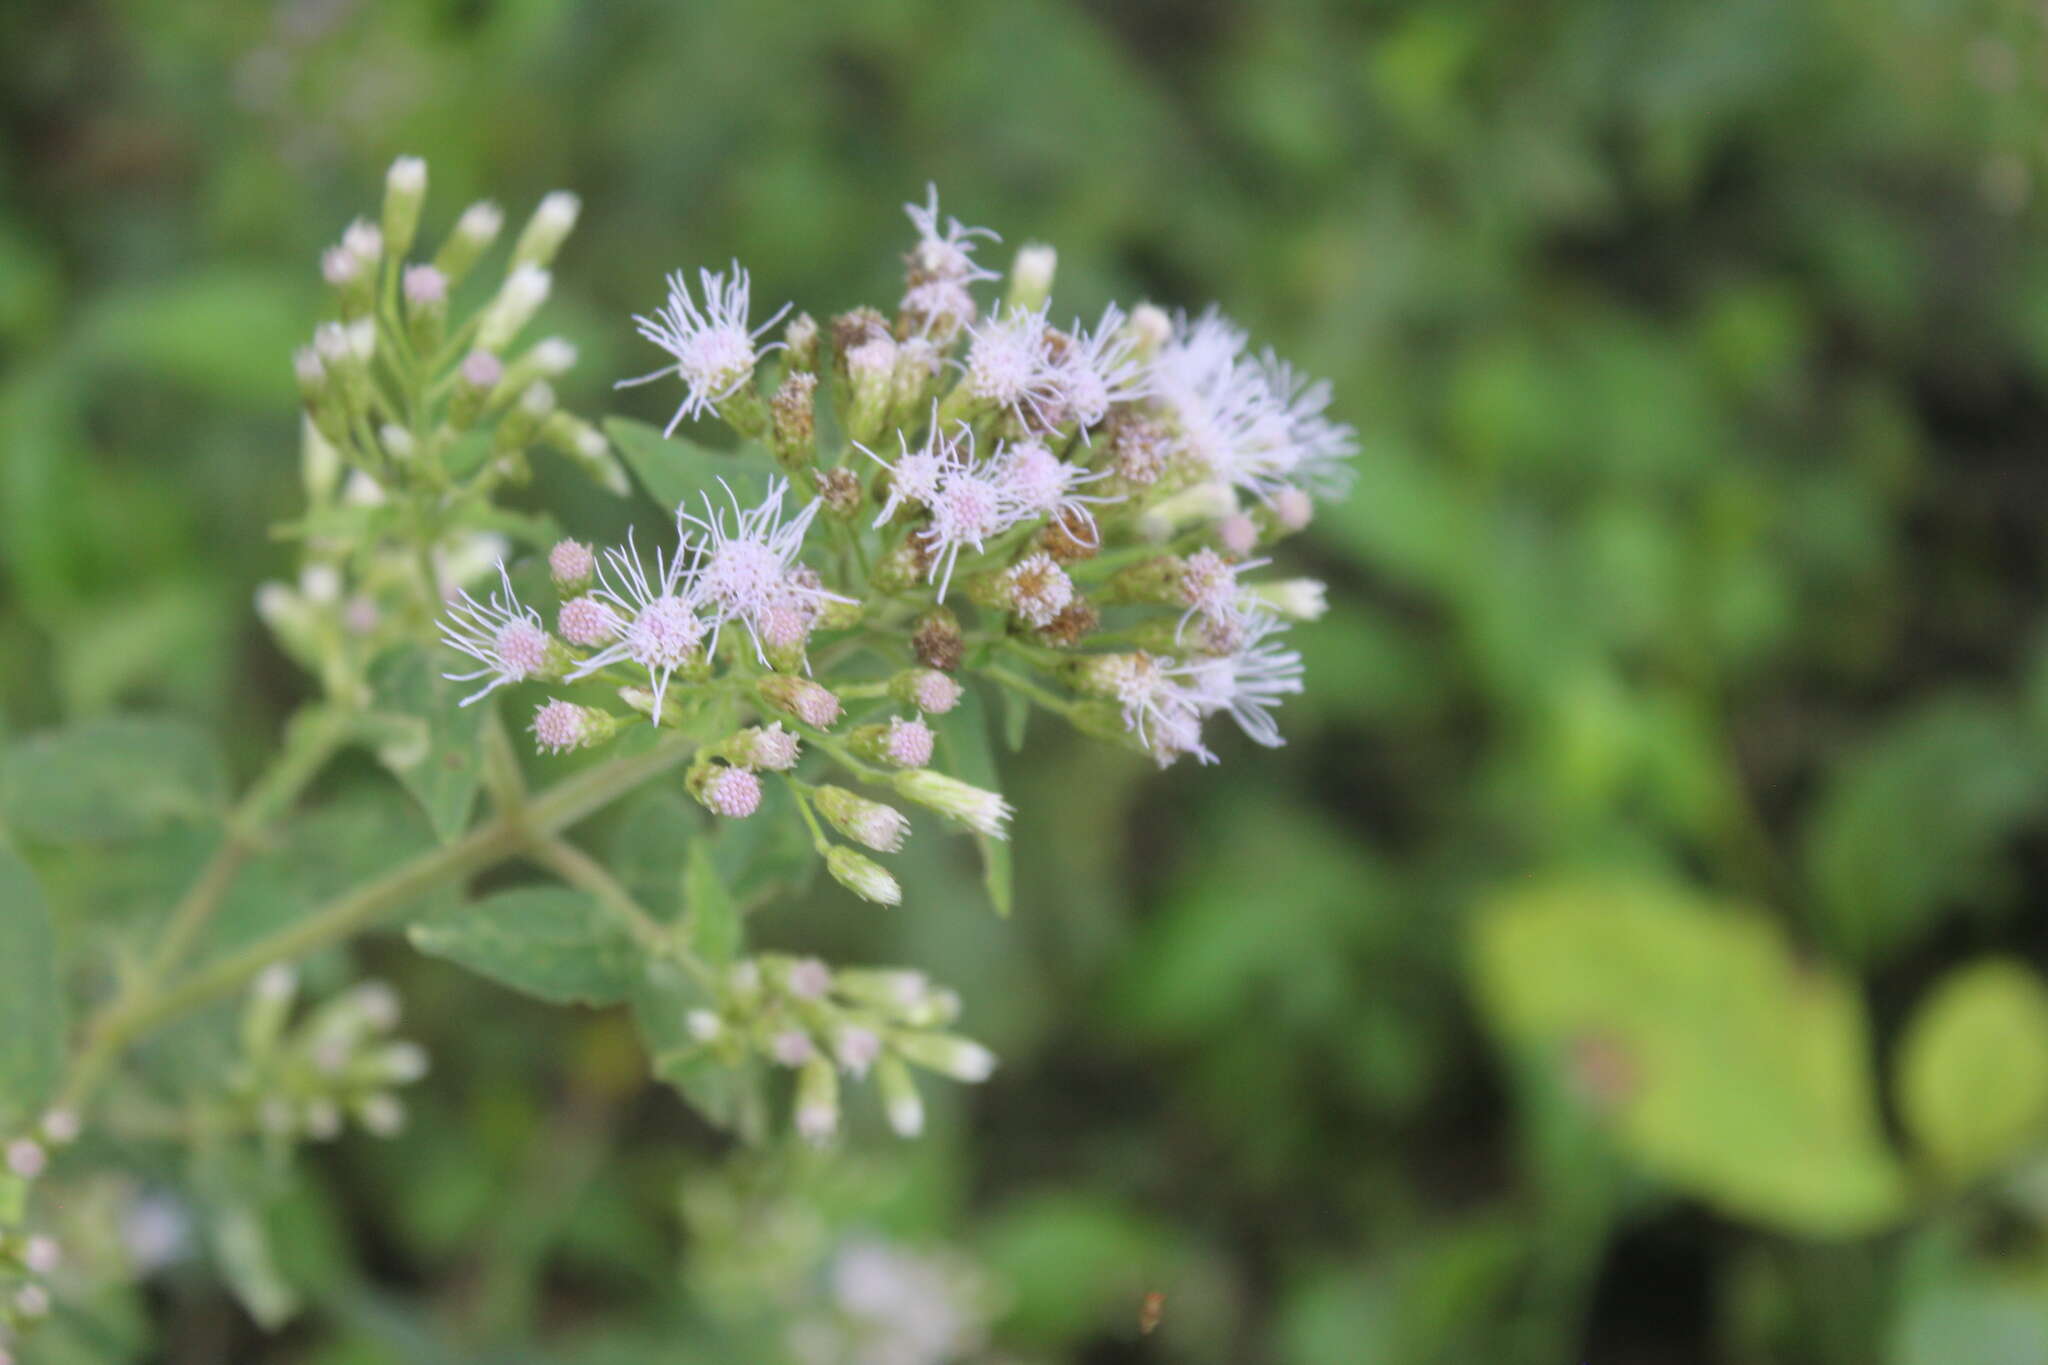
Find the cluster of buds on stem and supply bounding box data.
[684,958,994,1146]
[0,1112,79,1361]
[230,968,429,1147]
[267,156,627,706]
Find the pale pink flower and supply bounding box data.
[617,262,791,435]
[439,561,550,706]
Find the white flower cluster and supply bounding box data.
[686,958,997,1147]
[232,969,428,1146]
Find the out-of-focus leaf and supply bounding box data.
[603,417,776,511]
[84,268,313,407]
[1891,1267,2048,1365]
[0,844,62,1132]
[1,715,227,844]
[632,959,762,1139]
[366,648,487,844]
[1471,877,1906,1236]
[1804,698,2047,963]
[409,888,639,1007]
[682,842,742,966]
[1896,959,2048,1181]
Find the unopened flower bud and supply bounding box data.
[1270,485,1314,534]
[403,264,448,349]
[877,1055,925,1138]
[1217,513,1259,556]
[494,381,556,450]
[357,1093,407,1138]
[771,1028,815,1068]
[548,539,595,590]
[1129,302,1172,359]
[833,968,928,1013]
[23,1235,60,1275]
[531,699,616,755]
[373,1041,430,1084]
[722,723,801,772]
[686,1009,723,1042]
[850,716,934,769]
[784,311,820,372]
[891,769,1011,839]
[1140,480,1237,542]
[303,1099,343,1142]
[1249,578,1327,622]
[757,675,842,729]
[690,764,762,819]
[341,218,383,270]
[893,1031,998,1083]
[39,1110,80,1147]
[14,1283,50,1320]
[382,155,428,256]
[556,595,620,647]
[512,191,580,268]
[293,346,327,404]
[794,1056,840,1146]
[5,1140,46,1180]
[780,956,832,1001]
[476,265,551,352]
[824,845,903,906]
[844,335,898,444]
[817,466,862,518]
[437,200,504,284]
[890,669,962,715]
[1004,242,1057,314]
[769,370,818,470]
[351,980,403,1031]
[911,607,963,672]
[345,316,377,365]
[811,785,910,853]
[834,1025,882,1078]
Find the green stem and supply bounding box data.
[56,735,699,1116]
[129,706,355,1022]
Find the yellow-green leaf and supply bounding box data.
[1897,958,2048,1181]
[1471,876,1905,1237]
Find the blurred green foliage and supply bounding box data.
[11,0,2048,1360]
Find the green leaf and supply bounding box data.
[604,416,778,512]
[682,841,742,966]
[367,648,488,844]
[933,687,1013,916]
[1,715,228,844]
[0,844,62,1132]
[1897,959,2048,1181]
[631,959,764,1139]
[1471,876,1906,1237]
[409,887,640,1007]
[1804,697,2047,963]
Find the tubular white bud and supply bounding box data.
[476,265,552,351]
[1249,578,1327,621]
[824,845,903,906]
[1004,242,1057,314]
[513,191,581,267]
[877,1055,925,1138]
[5,1139,46,1180]
[794,1056,840,1146]
[891,769,1012,839]
[382,155,428,258]
[357,1093,407,1138]
[436,200,504,284]
[893,1032,998,1083]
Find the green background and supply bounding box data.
[9,0,2048,1360]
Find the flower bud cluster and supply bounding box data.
[229,968,428,1147]
[687,958,993,1146]
[0,1111,79,1358]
